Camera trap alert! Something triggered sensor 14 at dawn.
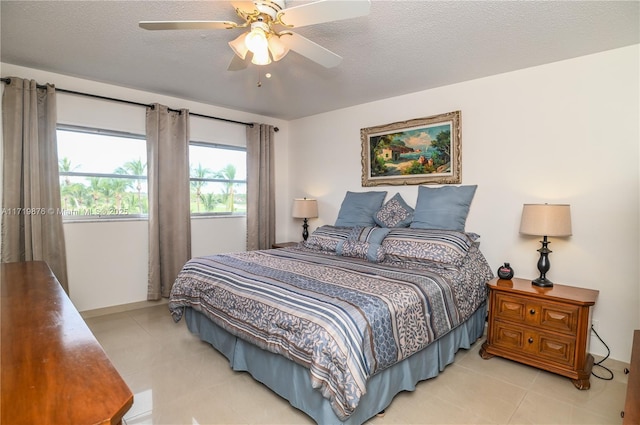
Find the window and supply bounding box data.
[57,125,148,220]
[57,126,246,220]
[189,142,246,216]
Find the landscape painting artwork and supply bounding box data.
[361,111,461,186]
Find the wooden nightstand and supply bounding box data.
[480,277,599,389]
[271,242,299,249]
[622,330,639,424]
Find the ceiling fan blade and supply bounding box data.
[139,21,238,30]
[227,52,250,71]
[278,0,371,28]
[279,33,342,68]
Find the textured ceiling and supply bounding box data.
[1,1,638,120]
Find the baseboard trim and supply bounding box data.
[80,298,168,318]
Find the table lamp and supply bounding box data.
[519,203,572,287]
[292,198,318,241]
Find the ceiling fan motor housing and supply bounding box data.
[253,0,285,20]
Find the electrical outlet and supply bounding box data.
[591,319,600,335]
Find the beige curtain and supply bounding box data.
[146,104,191,299]
[246,123,275,250]
[1,77,69,292]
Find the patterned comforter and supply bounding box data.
[169,245,492,420]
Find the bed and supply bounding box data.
[169,212,494,424]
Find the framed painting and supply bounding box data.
[361,110,461,186]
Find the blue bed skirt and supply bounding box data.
[185,301,486,425]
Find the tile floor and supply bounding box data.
[85,305,629,424]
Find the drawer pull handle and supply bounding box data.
[529,309,536,315]
[528,337,534,344]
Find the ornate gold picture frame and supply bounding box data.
[361,110,461,186]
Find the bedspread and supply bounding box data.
[169,245,492,420]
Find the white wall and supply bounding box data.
[0,63,291,312]
[287,45,640,362]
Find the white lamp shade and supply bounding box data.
[268,36,289,61]
[228,32,249,59]
[519,204,572,237]
[292,198,318,219]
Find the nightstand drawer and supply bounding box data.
[492,321,531,352]
[493,321,577,367]
[538,332,576,366]
[539,304,579,334]
[495,293,579,334]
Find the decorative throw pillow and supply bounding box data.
[348,226,391,244]
[336,240,386,263]
[304,225,352,252]
[374,193,414,228]
[382,228,475,267]
[335,226,390,262]
[334,191,387,228]
[410,185,477,232]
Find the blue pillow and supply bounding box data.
[374,193,414,228]
[410,185,477,232]
[334,191,387,227]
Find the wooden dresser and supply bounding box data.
[480,277,599,389]
[622,330,640,424]
[1,261,133,425]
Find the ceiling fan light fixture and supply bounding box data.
[228,32,249,59]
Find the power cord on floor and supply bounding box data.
[590,324,614,380]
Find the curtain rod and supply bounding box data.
[0,77,279,131]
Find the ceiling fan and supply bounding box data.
[139,0,371,71]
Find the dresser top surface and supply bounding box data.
[1,261,133,424]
